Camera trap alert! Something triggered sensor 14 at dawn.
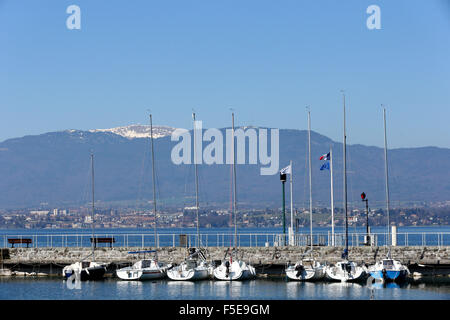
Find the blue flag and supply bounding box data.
[320,162,330,171]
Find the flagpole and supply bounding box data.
[289,160,294,246]
[330,146,335,246]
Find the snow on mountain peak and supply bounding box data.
[89,124,176,139]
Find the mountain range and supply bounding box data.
[0,125,449,209]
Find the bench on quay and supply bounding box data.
[8,238,32,248]
[90,237,115,248]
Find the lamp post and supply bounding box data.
[361,192,370,245]
[280,172,287,246]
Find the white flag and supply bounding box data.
[280,165,291,175]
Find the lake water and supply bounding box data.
[0,278,449,300]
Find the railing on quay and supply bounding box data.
[1,232,449,249]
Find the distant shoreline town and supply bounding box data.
[0,203,448,229]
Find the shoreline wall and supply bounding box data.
[3,246,449,265]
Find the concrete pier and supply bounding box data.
[2,246,449,266]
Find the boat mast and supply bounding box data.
[289,160,293,246]
[149,114,158,247]
[383,106,391,249]
[193,112,200,248]
[232,112,238,248]
[91,152,95,261]
[342,92,349,259]
[307,109,313,251]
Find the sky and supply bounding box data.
[0,0,449,148]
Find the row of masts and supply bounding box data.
[288,93,390,256]
[314,94,390,257]
[152,111,238,250]
[88,97,391,255]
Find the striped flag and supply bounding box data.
[319,152,330,161]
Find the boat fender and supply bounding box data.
[225,261,230,277]
[382,268,387,280]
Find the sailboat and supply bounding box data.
[166,247,212,281]
[116,250,169,281]
[285,257,325,281]
[117,114,170,281]
[285,109,325,281]
[63,153,107,281]
[325,93,366,282]
[167,112,212,281]
[367,107,409,283]
[213,112,256,281]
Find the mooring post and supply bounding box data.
[391,225,397,246]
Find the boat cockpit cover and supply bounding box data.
[141,260,152,268]
[383,260,394,267]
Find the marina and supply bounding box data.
[1,236,449,279]
[1,0,449,310]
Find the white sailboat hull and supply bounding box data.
[325,261,366,282]
[286,263,325,281]
[213,260,256,281]
[166,249,213,281]
[167,267,210,281]
[116,259,168,281]
[117,269,166,281]
[62,261,107,281]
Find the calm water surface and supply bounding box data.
[0,278,449,300]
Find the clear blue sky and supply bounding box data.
[1,0,449,148]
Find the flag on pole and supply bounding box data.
[320,162,330,171]
[280,165,292,175]
[319,152,330,161]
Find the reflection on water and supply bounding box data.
[372,282,401,289]
[321,282,365,299]
[115,280,145,298]
[0,277,448,300]
[166,281,196,299]
[213,280,243,298]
